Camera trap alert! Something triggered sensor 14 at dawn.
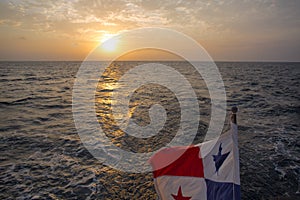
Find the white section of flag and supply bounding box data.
[199,123,240,184]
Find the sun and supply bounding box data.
[100,33,119,52]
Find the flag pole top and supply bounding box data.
[231,106,238,124]
[231,106,238,114]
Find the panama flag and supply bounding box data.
[149,122,240,200]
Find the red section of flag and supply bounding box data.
[151,146,204,178]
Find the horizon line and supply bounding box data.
[0,60,300,63]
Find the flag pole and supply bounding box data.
[231,106,238,200]
[231,106,238,124]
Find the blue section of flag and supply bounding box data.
[205,179,241,200]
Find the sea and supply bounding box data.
[0,61,299,200]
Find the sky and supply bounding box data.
[0,0,299,61]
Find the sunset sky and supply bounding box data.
[0,0,299,61]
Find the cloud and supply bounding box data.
[18,36,26,40]
[1,0,299,35]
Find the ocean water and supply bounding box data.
[0,61,299,199]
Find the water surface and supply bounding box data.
[0,61,299,199]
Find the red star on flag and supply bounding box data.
[171,186,191,200]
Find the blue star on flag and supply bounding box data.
[212,143,230,175]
